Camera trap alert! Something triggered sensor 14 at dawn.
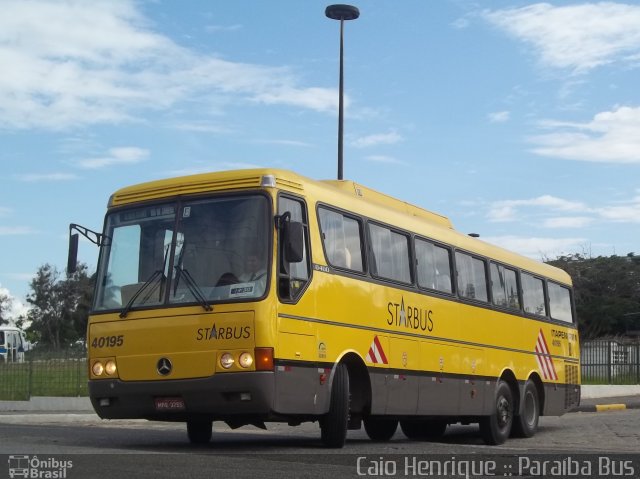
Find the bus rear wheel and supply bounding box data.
[187,420,212,444]
[364,416,398,442]
[511,380,539,438]
[480,380,513,445]
[320,363,350,448]
[400,419,447,440]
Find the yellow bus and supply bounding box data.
[68,168,580,447]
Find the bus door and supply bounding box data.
[274,194,316,414]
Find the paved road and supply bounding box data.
[1,409,639,478]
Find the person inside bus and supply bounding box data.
[239,248,267,295]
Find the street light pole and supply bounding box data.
[325,4,359,180]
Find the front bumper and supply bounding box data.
[89,371,275,421]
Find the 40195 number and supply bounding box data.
[91,335,124,348]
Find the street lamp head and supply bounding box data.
[325,4,360,21]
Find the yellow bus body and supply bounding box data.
[86,168,580,446]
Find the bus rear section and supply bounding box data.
[0,327,27,363]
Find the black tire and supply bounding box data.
[364,416,398,442]
[320,363,350,448]
[187,420,212,444]
[511,380,539,438]
[480,380,514,445]
[400,419,447,441]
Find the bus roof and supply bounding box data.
[108,168,571,285]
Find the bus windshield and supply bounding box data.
[94,194,270,312]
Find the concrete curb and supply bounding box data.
[0,396,93,412]
[580,384,640,399]
[572,402,640,413]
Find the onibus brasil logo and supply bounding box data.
[8,455,73,478]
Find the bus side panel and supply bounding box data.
[458,346,487,416]
[417,341,460,415]
[273,332,319,415]
[385,337,419,415]
[369,370,388,415]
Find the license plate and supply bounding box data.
[154,397,185,411]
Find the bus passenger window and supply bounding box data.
[548,282,573,323]
[455,252,488,302]
[415,238,452,293]
[522,273,547,316]
[368,223,411,284]
[318,207,364,272]
[490,263,520,310]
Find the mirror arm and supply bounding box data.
[69,223,109,246]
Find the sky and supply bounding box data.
[1,0,639,321]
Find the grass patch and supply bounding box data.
[0,359,88,400]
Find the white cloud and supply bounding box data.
[488,195,586,222]
[205,24,242,33]
[0,285,29,321]
[252,86,338,113]
[364,155,407,165]
[488,111,510,123]
[543,216,593,229]
[77,146,149,169]
[256,139,313,148]
[451,17,470,30]
[596,192,640,223]
[482,235,587,260]
[484,3,640,73]
[487,191,640,228]
[15,172,79,182]
[172,122,235,135]
[163,162,264,178]
[351,131,404,148]
[0,226,35,236]
[0,0,338,130]
[0,207,11,217]
[531,105,640,163]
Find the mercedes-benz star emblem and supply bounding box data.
[157,357,172,376]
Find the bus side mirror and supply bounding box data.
[67,232,79,274]
[283,221,304,263]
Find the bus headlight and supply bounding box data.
[220,353,234,369]
[239,352,253,368]
[92,361,104,376]
[105,360,117,375]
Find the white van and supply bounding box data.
[0,327,28,363]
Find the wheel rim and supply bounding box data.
[523,390,536,426]
[496,395,511,429]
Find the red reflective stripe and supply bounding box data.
[373,335,388,364]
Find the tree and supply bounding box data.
[0,291,12,326]
[547,253,640,339]
[25,263,93,349]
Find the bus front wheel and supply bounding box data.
[480,380,513,445]
[187,420,212,444]
[320,363,350,448]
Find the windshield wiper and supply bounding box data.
[119,270,163,318]
[175,267,213,312]
[120,243,170,318]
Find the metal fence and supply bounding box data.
[1,340,638,401]
[0,349,88,401]
[581,338,640,384]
